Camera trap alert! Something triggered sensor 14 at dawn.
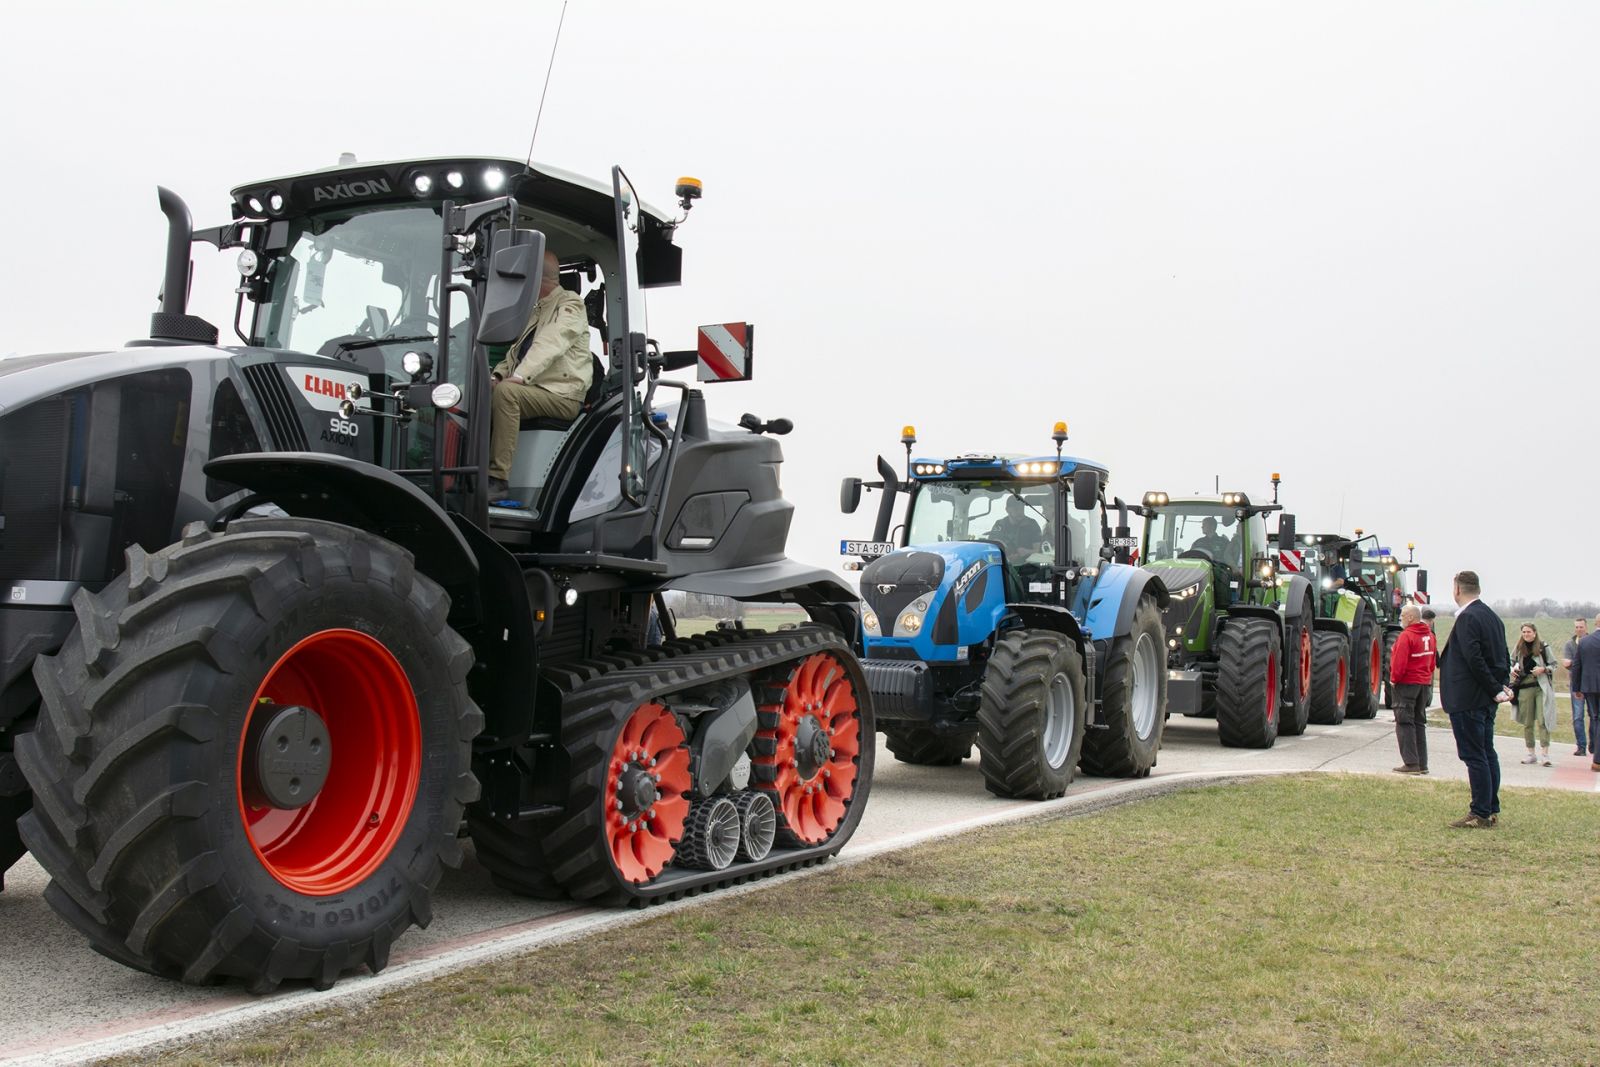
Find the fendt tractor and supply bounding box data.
[1133,477,1320,747]
[0,156,875,989]
[838,425,1170,798]
[1274,529,1426,720]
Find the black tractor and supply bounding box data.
[0,157,873,990]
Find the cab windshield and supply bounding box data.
[908,482,1058,563]
[256,205,451,366]
[1144,505,1243,568]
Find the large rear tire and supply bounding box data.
[1381,629,1399,710]
[1346,614,1382,720]
[1215,618,1281,748]
[882,723,974,766]
[0,751,27,890]
[1080,596,1166,777]
[976,631,1087,800]
[1308,631,1350,725]
[15,519,480,990]
[1278,600,1314,737]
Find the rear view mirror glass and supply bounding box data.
[1071,469,1098,511]
[840,477,863,514]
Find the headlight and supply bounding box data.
[862,608,881,636]
[898,611,923,634]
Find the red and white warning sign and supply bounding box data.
[1279,549,1303,573]
[697,322,754,383]
[1414,588,1430,605]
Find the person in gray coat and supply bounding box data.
[1570,615,1600,773]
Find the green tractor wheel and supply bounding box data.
[1381,630,1399,710]
[1308,631,1350,725]
[1277,601,1314,737]
[1346,614,1382,720]
[1215,618,1281,748]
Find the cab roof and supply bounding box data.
[909,453,1110,482]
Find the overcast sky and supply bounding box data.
[2,2,1592,602]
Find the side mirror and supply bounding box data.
[476,228,546,347]
[840,477,863,514]
[1071,469,1098,512]
[1417,569,1429,593]
[1277,513,1296,550]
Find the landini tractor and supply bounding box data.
[1134,478,1317,747]
[839,424,1170,798]
[0,157,874,989]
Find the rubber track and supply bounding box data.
[882,723,974,766]
[1308,631,1349,725]
[1080,596,1165,778]
[1215,617,1280,748]
[976,630,1085,800]
[482,626,872,907]
[14,519,481,991]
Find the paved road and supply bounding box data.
[2,710,1594,1063]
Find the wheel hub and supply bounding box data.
[243,703,331,810]
[617,763,660,816]
[794,713,830,779]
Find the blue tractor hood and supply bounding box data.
[859,540,1008,663]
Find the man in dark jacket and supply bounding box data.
[1570,614,1600,773]
[1436,570,1512,827]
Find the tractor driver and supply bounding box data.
[990,495,1044,563]
[1190,516,1233,561]
[487,249,593,499]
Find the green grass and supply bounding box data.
[127,776,1600,1066]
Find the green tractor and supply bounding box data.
[1134,478,1316,747]
[1271,529,1425,721]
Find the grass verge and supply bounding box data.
[125,775,1600,1066]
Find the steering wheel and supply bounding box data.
[1178,549,1213,561]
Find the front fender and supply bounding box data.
[1083,564,1170,641]
[205,452,480,601]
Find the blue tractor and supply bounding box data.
[839,424,1171,799]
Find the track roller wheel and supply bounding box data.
[733,790,776,862]
[16,519,480,990]
[752,651,863,848]
[678,796,740,871]
[603,703,692,884]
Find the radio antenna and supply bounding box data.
[525,0,569,168]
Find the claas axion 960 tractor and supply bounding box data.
[0,156,874,989]
[839,423,1170,798]
[1134,476,1319,747]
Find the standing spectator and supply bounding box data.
[1389,603,1436,774]
[1437,570,1513,828]
[1563,617,1589,757]
[1509,623,1557,766]
[1571,615,1600,773]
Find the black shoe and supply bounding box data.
[488,477,511,500]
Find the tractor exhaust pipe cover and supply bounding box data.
[871,454,900,544]
[148,186,219,345]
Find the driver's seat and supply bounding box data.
[505,354,607,498]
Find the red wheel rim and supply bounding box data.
[1297,628,1312,702]
[1369,637,1381,696]
[1336,656,1348,706]
[237,629,420,896]
[754,652,861,844]
[1264,646,1279,725]
[604,703,690,884]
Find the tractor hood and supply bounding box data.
[1142,558,1215,653]
[0,346,234,414]
[860,540,1007,662]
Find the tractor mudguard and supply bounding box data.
[1084,564,1170,640]
[204,452,480,599]
[1313,617,1351,636]
[670,558,863,637]
[1279,573,1313,615]
[1009,603,1087,653]
[1223,603,1285,640]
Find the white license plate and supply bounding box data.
[840,540,896,557]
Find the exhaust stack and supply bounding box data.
[148,186,219,345]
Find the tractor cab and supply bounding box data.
[1136,491,1280,612]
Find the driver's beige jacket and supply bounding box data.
[494,286,591,401]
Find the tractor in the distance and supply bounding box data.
[1348,535,1430,709]
[1134,478,1317,747]
[839,424,1169,798]
[2,156,873,990]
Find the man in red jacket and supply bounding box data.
[1390,603,1438,773]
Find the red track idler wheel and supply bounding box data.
[237,628,421,897]
[604,702,691,883]
[753,652,862,845]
